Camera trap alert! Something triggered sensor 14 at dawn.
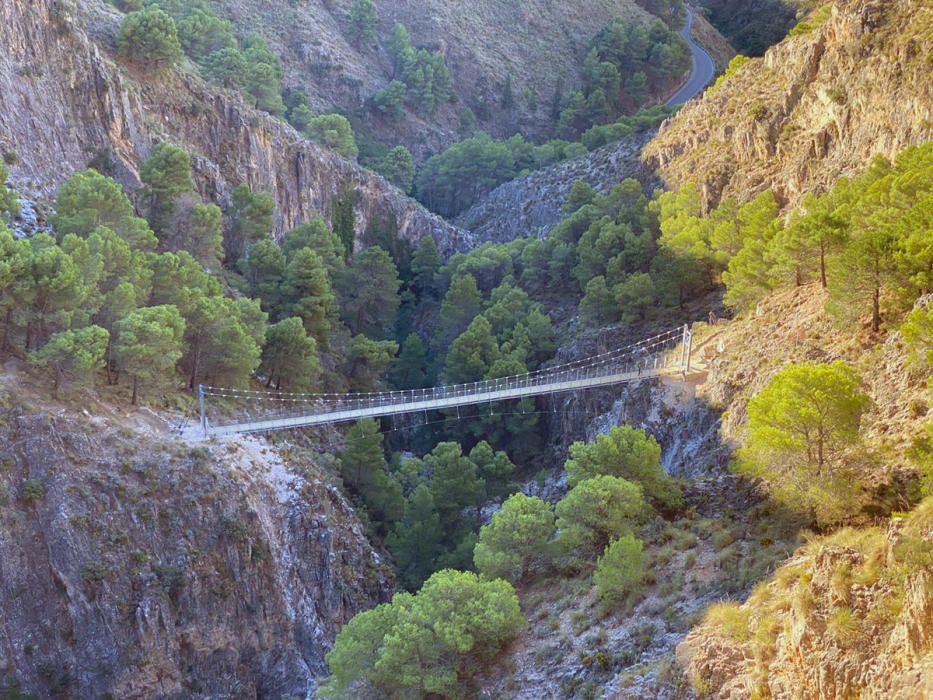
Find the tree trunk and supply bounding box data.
[819,240,828,288]
[131,376,138,405]
[1,307,11,351]
[188,338,201,390]
[872,287,881,332]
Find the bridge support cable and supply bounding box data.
[197,325,693,437]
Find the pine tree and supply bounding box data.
[281,247,337,346]
[53,169,157,250]
[113,304,186,404]
[283,214,346,276]
[445,316,500,384]
[331,193,356,257]
[140,143,194,235]
[377,145,415,192]
[261,316,320,390]
[390,333,429,389]
[343,335,398,393]
[411,235,441,298]
[386,483,444,590]
[737,362,872,525]
[474,493,555,582]
[118,6,183,70]
[224,184,274,263]
[436,273,482,350]
[348,0,378,48]
[340,419,404,531]
[306,115,359,160]
[336,246,400,337]
[426,442,485,538]
[242,238,285,315]
[29,325,109,396]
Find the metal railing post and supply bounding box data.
[683,325,693,377]
[198,384,208,437]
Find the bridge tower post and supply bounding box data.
[198,384,208,437]
[682,324,693,377]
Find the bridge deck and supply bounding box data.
[205,366,680,436]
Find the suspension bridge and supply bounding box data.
[193,325,694,438]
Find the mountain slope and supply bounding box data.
[209,0,692,157]
[0,368,390,698]
[645,0,933,211]
[0,0,468,253]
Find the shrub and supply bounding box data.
[305,114,359,160]
[474,493,555,582]
[555,475,647,554]
[80,560,109,584]
[593,534,645,604]
[826,607,860,645]
[565,425,683,511]
[22,479,45,502]
[118,7,183,70]
[704,602,749,641]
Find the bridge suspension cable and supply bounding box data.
[196,324,693,437]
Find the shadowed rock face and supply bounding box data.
[0,399,391,698]
[645,0,933,212]
[455,132,658,245]
[0,0,471,256]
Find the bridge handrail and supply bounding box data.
[197,324,693,436]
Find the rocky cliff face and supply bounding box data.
[0,0,470,255]
[0,378,390,698]
[454,132,658,244]
[678,501,933,699]
[645,0,933,212]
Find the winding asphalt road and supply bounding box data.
[666,7,716,106]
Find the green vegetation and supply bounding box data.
[339,419,404,533]
[305,114,359,160]
[555,475,647,554]
[113,305,186,404]
[118,6,183,70]
[347,0,378,48]
[473,493,555,583]
[593,534,645,603]
[383,22,453,114]
[565,426,683,511]
[719,144,933,330]
[376,146,415,193]
[736,362,872,526]
[556,18,689,138]
[320,570,524,699]
[709,54,752,94]
[29,325,109,396]
[698,0,798,56]
[787,4,833,39]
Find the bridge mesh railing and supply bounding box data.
[200,325,690,433]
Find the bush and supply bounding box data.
[593,534,644,603]
[305,114,359,160]
[22,479,45,502]
[704,601,749,641]
[555,475,647,553]
[118,7,183,70]
[565,425,683,511]
[320,570,524,698]
[474,493,555,582]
